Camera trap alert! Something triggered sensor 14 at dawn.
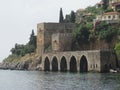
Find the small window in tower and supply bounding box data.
[53,40,59,51]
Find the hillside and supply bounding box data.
[2,0,120,70]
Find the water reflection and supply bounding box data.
[0,70,120,90]
[41,72,120,90]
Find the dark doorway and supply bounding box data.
[70,56,77,72]
[52,57,58,71]
[44,57,50,71]
[60,56,67,72]
[80,56,88,72]
[103,64,109,72]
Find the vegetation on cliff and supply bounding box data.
[72,22,119,47]
[68,3,120,53]
[3,30,36,63]
[115,43,120,59]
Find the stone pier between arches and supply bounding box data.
[41,50,116,72]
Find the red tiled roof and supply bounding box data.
[111,1,120,5]
[103,12,120,15]
[77,9,85,12]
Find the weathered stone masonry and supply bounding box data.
[41,50,116,72]
[37,23,75,56]
[37,22,117,72]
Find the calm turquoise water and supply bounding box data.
[0,70,120,90]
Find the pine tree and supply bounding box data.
[64,15,70,23]
[70,11,76,23]
[29,30,36,48]
[59,8,64,23]
[102,0,109,10]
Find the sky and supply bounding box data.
[0,0,100,62]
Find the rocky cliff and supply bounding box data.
[0,53,42,71]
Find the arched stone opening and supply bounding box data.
[80,55,88,72]
[60,56,67,72]
[70,56,77,72]
[52,56,58,71]
[44,57,50,71]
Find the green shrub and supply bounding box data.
[115,43,120,60]
[10,30,36,56]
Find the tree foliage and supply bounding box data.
[95,22,117,42]
[86,6,103,14]
[102,0,109,10]
[73,24,90,44]
[70,11,76,23]
[29,30,36,48]
[115,43,120,60]
[59,8,64,23]
[10,30,36,56]
[64,10,76,23]
[75,6,103,24]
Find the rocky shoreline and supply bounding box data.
[0,59,42,71]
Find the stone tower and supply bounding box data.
[37,23,75,56]
[52,33,73,52]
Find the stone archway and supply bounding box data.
[44,57,50,71]
[60,56,67,72]
[52,56,58,71]
[80,55,88,72]
[70,56,77,72]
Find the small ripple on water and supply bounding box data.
[0,70,119,90]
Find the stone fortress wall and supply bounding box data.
[37,23,75,56]
[36,22,117,72]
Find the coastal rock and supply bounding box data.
[0,62,18,70]
[0,58,42,71]
[28,58,42,70]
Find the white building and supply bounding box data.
[109,0,120,11]
[94,11,120,24]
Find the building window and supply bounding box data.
[108,16,111,19]
[113,15,115,19]
[96,64,97,68]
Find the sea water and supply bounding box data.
[0,70,119,90]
